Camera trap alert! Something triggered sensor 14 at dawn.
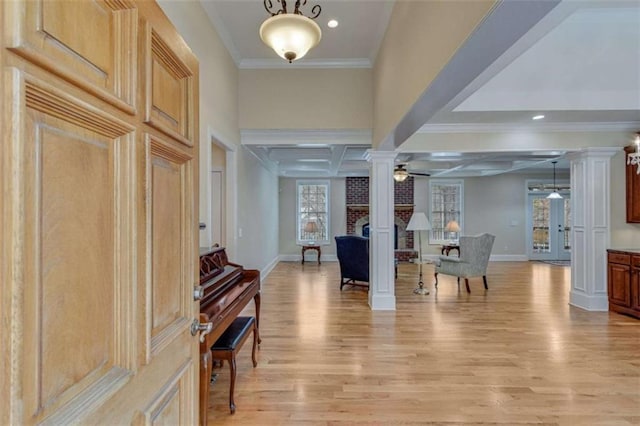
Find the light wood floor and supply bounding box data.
[206,261,640,425]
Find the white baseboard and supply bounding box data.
[489,254,529,261]
[420,254,528,262]
[260,256,280,281]
[278,254,338,262]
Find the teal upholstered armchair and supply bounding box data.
[434,233,495,293]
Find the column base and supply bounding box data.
[569,290,608,312]
[369,294,396,311]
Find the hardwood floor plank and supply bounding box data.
[206,261,640,425]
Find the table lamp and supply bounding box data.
[444,220,460,244]
[406,212,432,295]
[303,221,319,244]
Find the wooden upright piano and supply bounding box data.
[198,246,261,425]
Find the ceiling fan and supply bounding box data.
[393,164,430,182]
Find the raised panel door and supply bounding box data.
[608,262,631,308]
[1,1,200,424]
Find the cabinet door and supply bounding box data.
[625,146,640,223]
[631,254,640,312]
[608,262,631,307]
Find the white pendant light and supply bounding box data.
[260,1,322,63]
[547,160,563,199]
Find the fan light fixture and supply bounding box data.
[393,165,409,182]
[627,133,640,175]
[260,0,322,63]
[547,161,563,199]
[393,164,430,182]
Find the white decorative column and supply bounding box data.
[365,151,396,310]
[567,148,619,311]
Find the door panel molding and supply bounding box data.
[6,0,138,114]
[5,70,137,423]
[145,134,195,361]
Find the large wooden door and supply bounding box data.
[0,1,201,424]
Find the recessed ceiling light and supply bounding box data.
[532,115,545,120]
[328,19,338,28]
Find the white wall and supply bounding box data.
[236,148,280,271]
[279,178,346,259]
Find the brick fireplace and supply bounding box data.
[345,177,416,262]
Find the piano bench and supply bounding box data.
[210,316,258,414]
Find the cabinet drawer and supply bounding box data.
[632,255,640,268]
[608,252,631,265]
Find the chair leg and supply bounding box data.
[457,277,460,289]
[465,278,470,293]
[483,275,488,290]
[434,272,438,288]
[251,323,258,368]
[229,357,237,414]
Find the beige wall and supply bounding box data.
[240,68,372,130]
[160,1,281,272]
[611,150,640,247]
[279,178,347,257]
[373,1,496,147]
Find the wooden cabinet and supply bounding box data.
[625,146,640,223]
[607,249,640,319]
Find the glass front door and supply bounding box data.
[528,194,571,260]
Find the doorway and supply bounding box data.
[527,194,571,261]
[211,143,227,247]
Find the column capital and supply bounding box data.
[566,147,621,161]
[365,150,397,162]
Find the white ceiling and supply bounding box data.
[202,0,640,178]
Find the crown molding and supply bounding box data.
[417,121,640,134]
[239,58,372,69]
[200,2,241,66]
[241,129,372,145]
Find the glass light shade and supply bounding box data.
[393,169,408,182]
[547,191,563,199]
[260,14,322,63]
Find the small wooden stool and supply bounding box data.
[211,316,258,414]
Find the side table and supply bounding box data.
[441,244,460,256]
[301,245,321,265]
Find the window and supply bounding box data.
[429,180,463,244]
[297,181,330,244]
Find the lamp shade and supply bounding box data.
[444,220,461,232]
[406,212,432,231]
[304,221,319,233]
[260,14,322,63]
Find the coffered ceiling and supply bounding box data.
[203,0,640,178]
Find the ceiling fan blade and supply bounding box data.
[409,172,430,177]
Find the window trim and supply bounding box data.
[428,179,464,245]
[296,180,331,245]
